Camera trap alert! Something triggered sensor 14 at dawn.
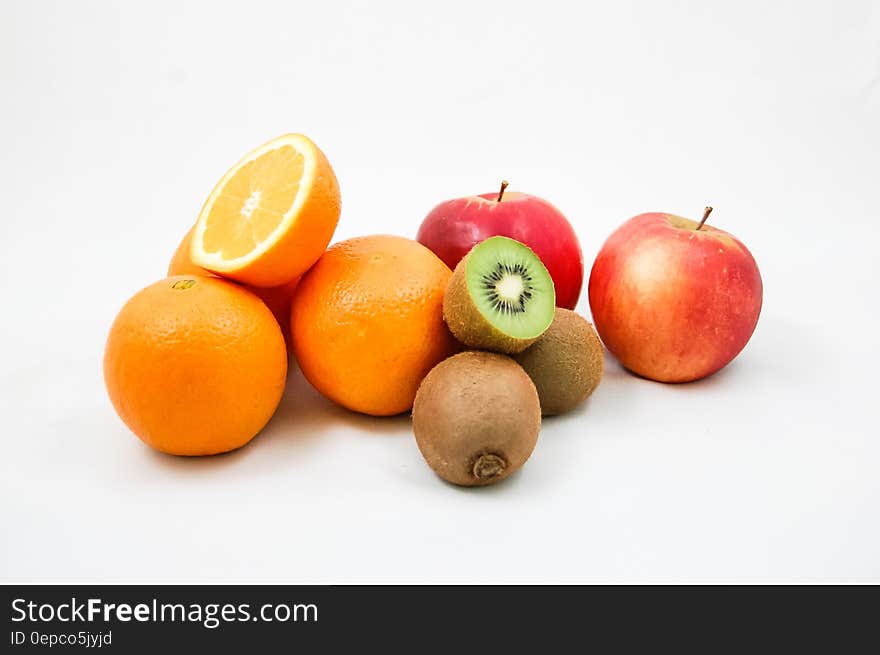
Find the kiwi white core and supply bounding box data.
[496,274,525,301]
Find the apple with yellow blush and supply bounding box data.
[588,208,762,383]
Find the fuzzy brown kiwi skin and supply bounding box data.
[514,308,604,416]
[443,254,538,355]
[412,351,541,486]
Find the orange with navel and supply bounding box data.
[104,275,287,455]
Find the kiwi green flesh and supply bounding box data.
[465,236,555,340]
[514,308,604,416]
[412,350,541,487]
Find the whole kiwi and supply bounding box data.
[514,308,604,416]
[412,351,541,486]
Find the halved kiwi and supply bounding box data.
[443,236,555,354]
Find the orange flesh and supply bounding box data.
[202,145,304,260]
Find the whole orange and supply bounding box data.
[104,275,288,455]
[291,235,457,416]
[168,226,299,346]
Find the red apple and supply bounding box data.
[588,208,762,383]
[416,182,584,309]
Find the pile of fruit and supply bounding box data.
[104,134,763,486]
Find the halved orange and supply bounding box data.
[191,133,341,287]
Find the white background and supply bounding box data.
[2,0,878,583]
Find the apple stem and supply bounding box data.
[497,180,509,202]
[696,206,713,231]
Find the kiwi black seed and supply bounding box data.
[443,236,555,354]
[412,350,541,486]
[514,308,604,416]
